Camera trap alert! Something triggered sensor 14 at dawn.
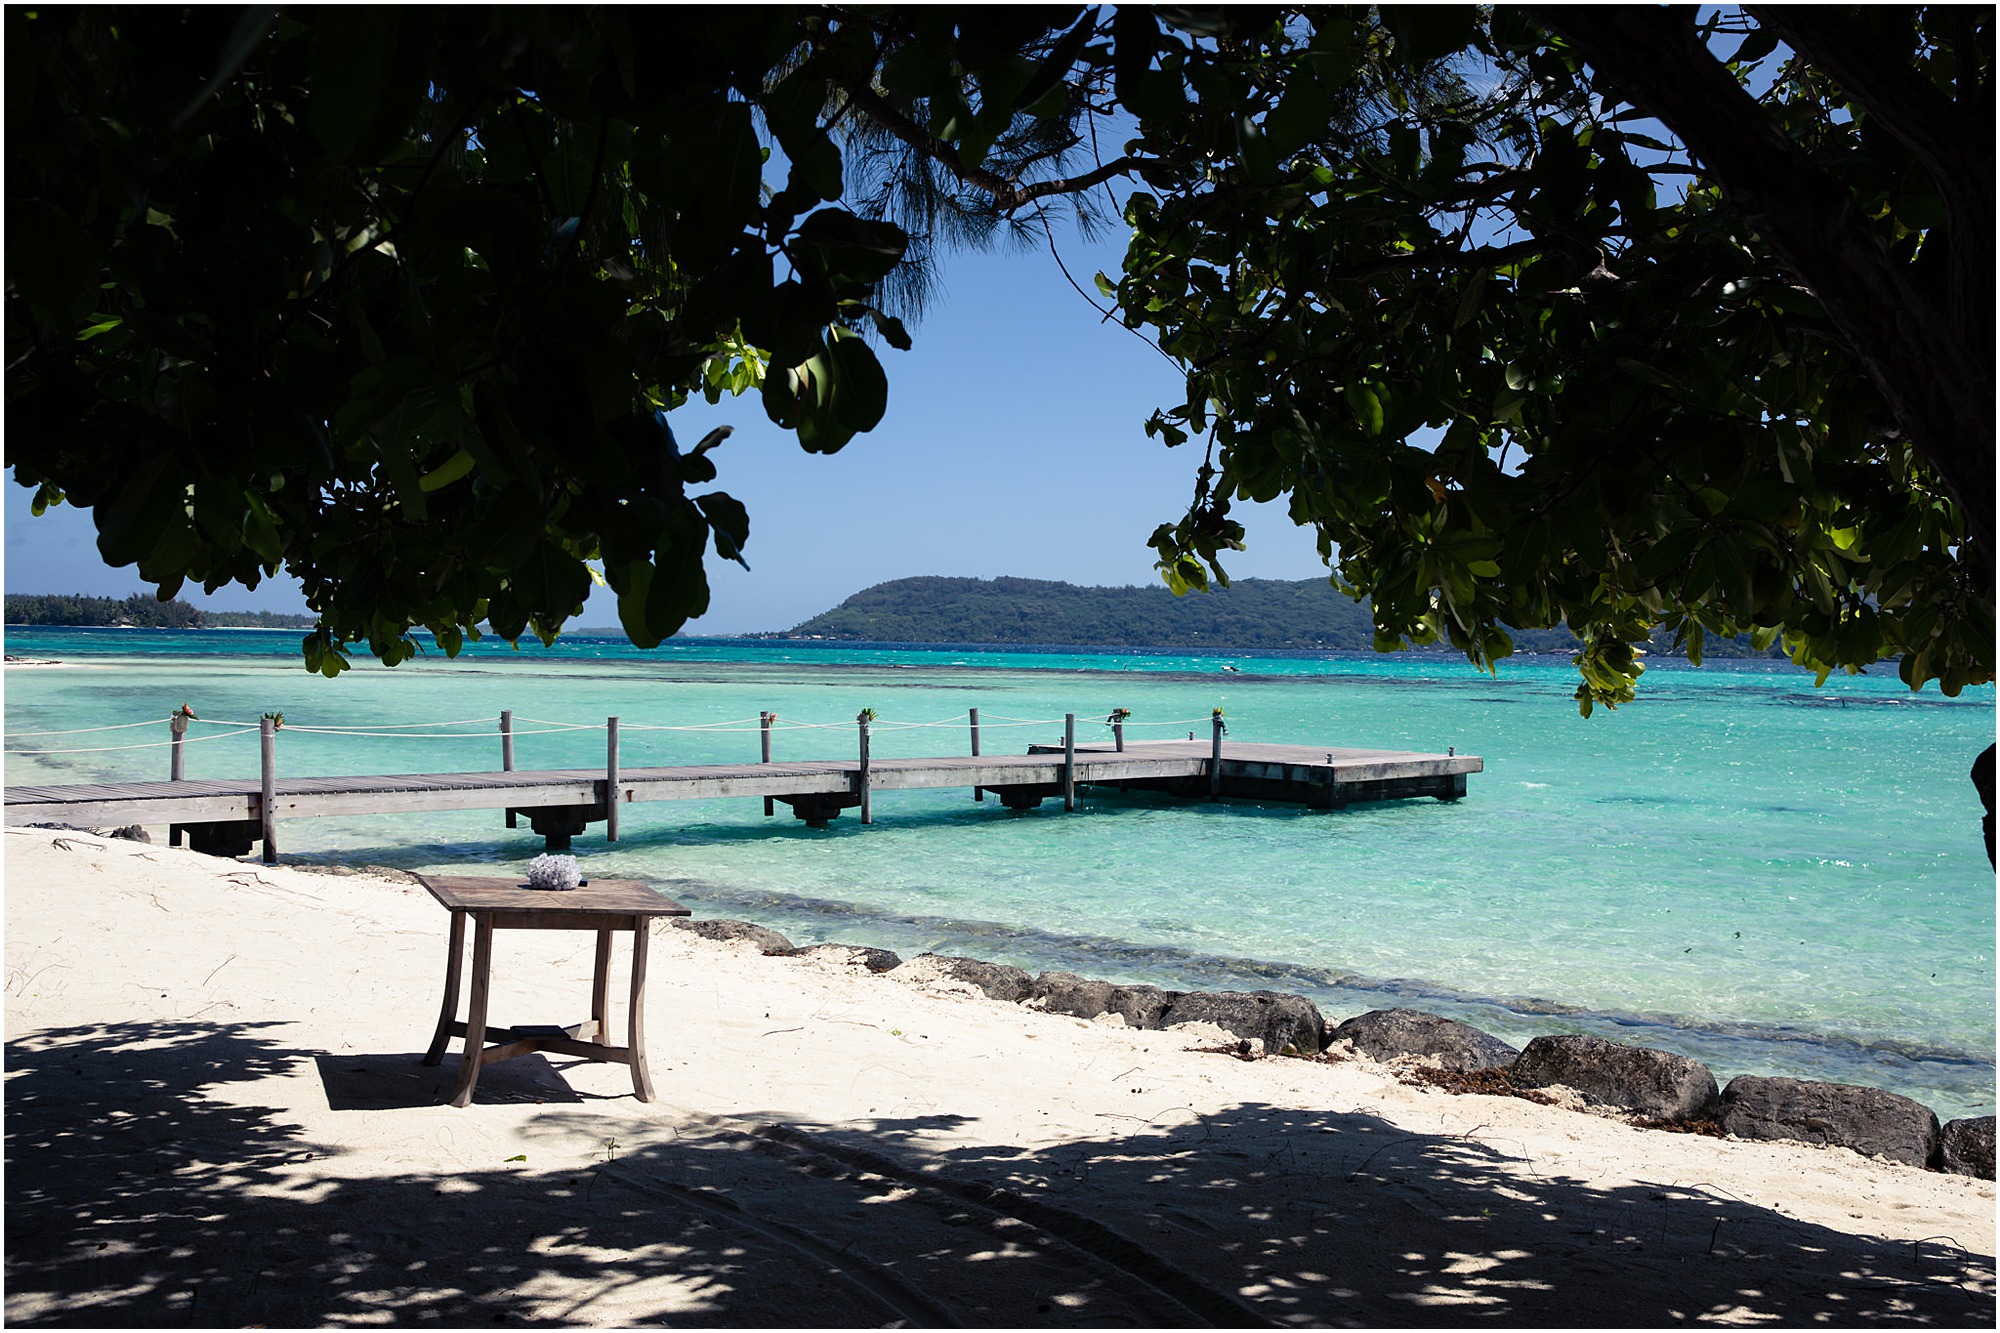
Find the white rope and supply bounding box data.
[5,726,259,756]
[4,717,170,738]
[279,724,577,739]
[510,716,603,731]
[619,717,767,733]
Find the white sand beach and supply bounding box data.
[5,826,1993,1327]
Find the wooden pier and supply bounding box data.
[5,713,1481,860]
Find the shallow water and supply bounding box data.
[5,628,1993,1119]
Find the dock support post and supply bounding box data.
[1113,719,1124,752]
[502,711,516,827]
[970,708,983,802]
[1209,710,1225,802]
[1063,713,1077,811]
[605,717,621,842]
[168,713,188,847]
[761,712,775,815]
[259,716,278,862]
[858,712,872,825]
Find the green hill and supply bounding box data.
[4,592,316,630]
[777,575,1785,659]
[783,576,1430,651]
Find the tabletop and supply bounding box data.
[416,874,690,918]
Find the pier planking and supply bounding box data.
[6,736,1481,859]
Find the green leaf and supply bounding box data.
[1345,382,1384,435]
[821,328,889,436]
[697,492,751,568]
[794,209,908,286]
[1452,269,1488,330]
[310,10,438,164]
[419,449,477,492]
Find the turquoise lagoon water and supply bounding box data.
[5,627,1994,1120]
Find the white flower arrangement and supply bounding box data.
[525,853,583,891]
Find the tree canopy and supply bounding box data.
[7,6,1990,711]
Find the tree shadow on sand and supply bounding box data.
[5,1021,1993,1326]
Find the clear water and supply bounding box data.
[5,627,1993,1119]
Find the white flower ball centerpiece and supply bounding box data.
[525,853,584,891]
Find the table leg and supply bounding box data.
[423,910,468,1066]
[591,928,613,1045]
[449,914,495,1108]
[628,920,655,1102]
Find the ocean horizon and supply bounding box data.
[5,626,1994,1121]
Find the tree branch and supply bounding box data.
[1528,4,1994,566]
[844,83,1151,214]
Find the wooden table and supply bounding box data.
[417,875,689,1107]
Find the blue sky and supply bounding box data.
[4,218,1329,635]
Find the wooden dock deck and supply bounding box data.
[5,736,1481,859]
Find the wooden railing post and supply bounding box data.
[857,711,873,825]
[1063,713,1076,812]
[1113,719,1124,752]
[970,707,983,802]
[260,716,279,863]
[1209,709,1225,802]
[605,716,621,842]
[168,713,188,848]
[761,711,775,816]
[501,710,516,828]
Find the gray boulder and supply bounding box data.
[1940,1116,1995,1180]
[1161,990,1327,1056]
[910,954,1034,1003]
[1028,971,1116,1020]
[669,919,797,954]
[1107,984,1182,1030]
[1718,1075,1940,1167]
[108,824,152,843]
[1027,972,1183,1028]
[1333,1008,1518,1072]
[794,942,903,973]
[1510,1035,1719,1121]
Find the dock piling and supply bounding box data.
[970,708,983,802]
[1209,710,1225,802]
[502,711,516,827]
[858,711,873,824]
[761,712,775,815]
[1063,714,1076,811]
[259,716,278,862]
[605,717,621,842]
[168,712,188,847]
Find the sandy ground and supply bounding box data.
[4,827,1993,1327]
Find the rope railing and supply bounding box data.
[4,726,259,756]
[5,708,1230,751]
[5,717,173,738]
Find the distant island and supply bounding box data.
[768,575,1784,659]
[9,581,1782,660]
[3,593,315,630]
